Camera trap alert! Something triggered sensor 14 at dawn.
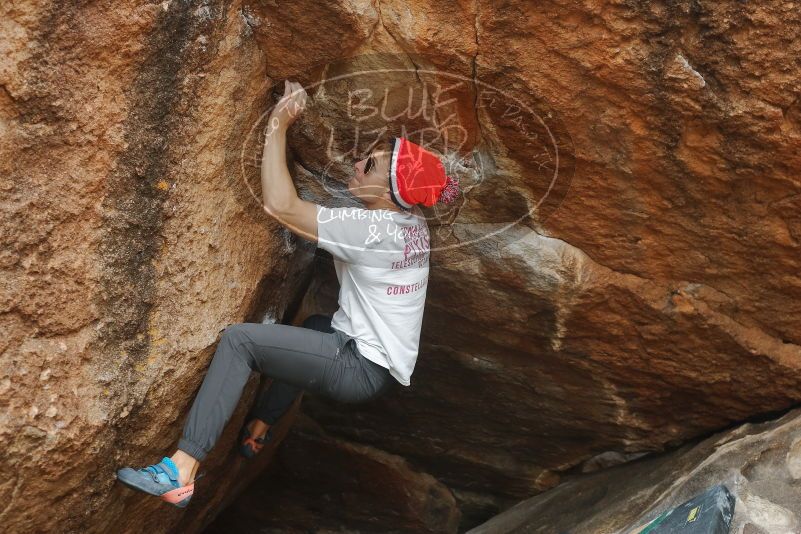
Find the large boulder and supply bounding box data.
[215,0,801,530]
[2,0,800,532]
[467,406,801,534]
[2,0,314,532]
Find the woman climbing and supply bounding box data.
[115,80,461,507]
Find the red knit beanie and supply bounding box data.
[388,137,461,209]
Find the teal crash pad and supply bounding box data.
[634,484,735,534]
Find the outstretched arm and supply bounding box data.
[261,80,318,243]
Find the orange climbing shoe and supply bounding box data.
[238,420,274,459]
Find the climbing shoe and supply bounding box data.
[115,456,203,508]
[238,420,274,459]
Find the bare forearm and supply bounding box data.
[261,123,298,213]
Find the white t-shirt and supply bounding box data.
[315,203,430,386]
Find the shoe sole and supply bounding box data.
[161,483,195,508]
[116,471,194,508]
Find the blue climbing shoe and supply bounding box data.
[115,456,202,508]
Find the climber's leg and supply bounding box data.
[237,314,336,457]
[176,319,351,463]
[248,314,335,426]
[117,318,393,504]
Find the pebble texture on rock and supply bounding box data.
[2,1,315,532]
[2,0,800,532]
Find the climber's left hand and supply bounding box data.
[268,79,308,131]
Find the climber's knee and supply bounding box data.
[221,323,248,343]
[218,323,253,364]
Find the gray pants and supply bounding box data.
[178,314,394,461]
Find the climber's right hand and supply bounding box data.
[268,80,308,131]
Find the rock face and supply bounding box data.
[467,406,801,534]
[2,0,800,533]
[2,1,315,532]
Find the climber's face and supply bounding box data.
[350,148,392,203]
